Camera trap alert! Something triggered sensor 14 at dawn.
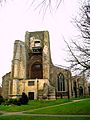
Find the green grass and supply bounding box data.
[25,98,90,115]
[0,98,71,112]
[0,98,90,120]
[0,116,90,120]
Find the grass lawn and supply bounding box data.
[0,98,71,112]
[25,98,90,115]
[0,116,90,120]
[0,98,90,120]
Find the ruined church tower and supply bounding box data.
[25,31,51,80]
[10,31,53,99]
[2,31,73,99]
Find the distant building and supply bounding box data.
[2,31,89,99]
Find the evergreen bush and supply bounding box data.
[0,96,4,105]
[18,92,29,105]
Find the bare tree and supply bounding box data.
[31,0,62,12]
[0,0,63,18]
[0,0,63,19]
[66,0,90,77]
[0,0,5,5]
[0,0,62,9]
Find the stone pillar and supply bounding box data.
[11,40,26,97]
[12,79,18,98]
[12,41,21,78]
[67,70,72,99]
[12,40,26,79]
[43,31,50,79]
[8,80,11,96]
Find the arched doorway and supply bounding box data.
[57,73,65,91]
[31,63,43,79]
[79,86,83,97]
[73,81,77,98]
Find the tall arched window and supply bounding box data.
[57,73,65,91]
[31,63,43,79]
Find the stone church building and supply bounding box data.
[2,31,89,100]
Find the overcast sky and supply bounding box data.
[0,0,80,84]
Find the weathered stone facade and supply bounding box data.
[2,72,11,98]
[71,76,89,98]
[2,31,89,99]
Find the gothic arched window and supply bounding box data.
[57,73,65,91]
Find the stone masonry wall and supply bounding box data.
[2,72,11,98]
[11,40,26,79]
[25,31,52,80]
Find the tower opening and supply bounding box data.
[31,63,43,79]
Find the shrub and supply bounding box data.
[18,92,29,105]
[0,92,29,106]
[8,98,18,105]
[0,96,4,105]
[1,98,18,105]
